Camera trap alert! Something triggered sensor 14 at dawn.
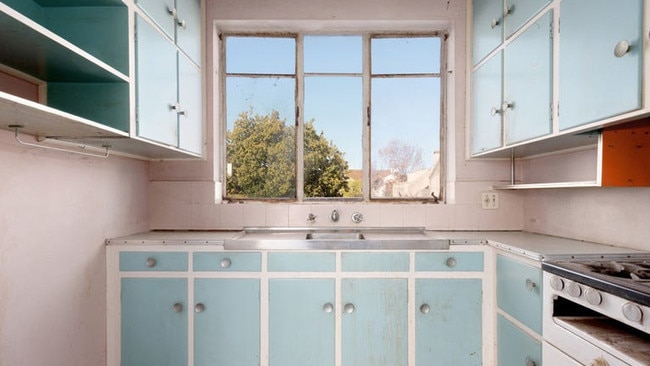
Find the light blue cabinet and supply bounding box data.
[497,255,542,334]
[503,11,552,145]
[472,0,503,65]
[269,279,335,366]
[504,0,551,39]
[558,0,643,130]
[497,314,541,366]
[121,278,188,366]
[342,278,408,366]
[416,279,482,366]
[176,0,201,64]
[471,51,503,154]
[194,278,260,366]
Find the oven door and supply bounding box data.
[543,272,650,366]
[543,341,581,365]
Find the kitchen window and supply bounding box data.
[223,32,445,202]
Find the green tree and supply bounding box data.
[226,111,351,198]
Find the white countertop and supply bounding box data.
[106,230,646,261]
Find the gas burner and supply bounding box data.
[582,260,650,281]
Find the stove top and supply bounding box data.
[543,257,650,307]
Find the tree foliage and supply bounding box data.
[378,138,423,180]
[226,110,351,198]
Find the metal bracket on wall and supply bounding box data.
[9,125,111,158]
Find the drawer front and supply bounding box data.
[119,252,188,271]
[341,252,409,272]
[497,255,543,333]
[415,252,484,272]
[268,252,336,272]
[193,252,261,272]
[497,314,542,366]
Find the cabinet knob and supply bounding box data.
[323,303,334,313]
[420,304,431,314]
[172,303,184,313]
[490,17,501,29]
[145,257,156,268]
[502,101,514,111]
[504,5,514,16]
[177,19,187,29]
[525,279,537,291]
[169,103,181,111]
[445,257,457,268]
[220,258,232,269]
[167,6,177,18]
[490,107,502,116]
[525,356,536,366]
[343,303,355,314]
[614,40,631,58]
[195,303,205,313]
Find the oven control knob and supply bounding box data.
[585,288,602,306]
[549,276,565,291]
[622,302,643,323]
[566,282,582,298]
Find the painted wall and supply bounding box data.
[0,129,149,366]
[149,0,524,231]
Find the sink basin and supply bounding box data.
[306,232,365,240]
[225,227,450,250]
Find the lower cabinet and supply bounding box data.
[497,314,542,366]
[110,247,486,366]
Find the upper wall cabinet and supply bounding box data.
[0,0,203,159]
[558,0,643,130]
[472,0,550,65]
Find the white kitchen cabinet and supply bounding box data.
[108,245,489,366]
[558,0,643,130]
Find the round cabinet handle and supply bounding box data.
[167,6,177,18]
[589,357,609,366]
[177,19,187,29]
[445,257,457,268]
[525,279,537,291]
[420,304,431,314]
[323,303,334,313]
[490,17,501,29]
[195,303,206,313]
[525,357,536,366]
[504,5,514,16]
[220,258,232,269]
[490,107,502,116]
[614,40,631,58]
[145,257,156,268]
[172,303,184,313]
[502,101,514,111]
[343,303,355,314]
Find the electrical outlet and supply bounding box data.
[481,192,499,209]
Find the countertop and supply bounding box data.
[106,230,646,261]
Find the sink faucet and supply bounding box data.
[307,213,317,223]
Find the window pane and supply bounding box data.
[226,76,296,198]
[226,37,295,74]
[304,36,362,73]
[370,77,441,199]
[304,77,362,198]
[371,37,441,74]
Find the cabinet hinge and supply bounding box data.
[549,19,554,39]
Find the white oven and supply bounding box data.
[542,259,650,366]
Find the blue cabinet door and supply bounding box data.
[178,54,203,154]
[135,0,176,39]
[497,255,542,334]
[504,11,552,145]
[504,0,551,38]
[559,0,643,129]
[269,279,335,366]
[176,0,201,65]
[472,51,503,154]
[342,278,408,366]
[415,279,482,366]
[497,314,541,366]
[121,278,187,366]
[472,0,503,65]
[135,15,178,147]
[194,278,260,366]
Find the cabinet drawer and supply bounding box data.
[119,252,188,271]
[193,252,261,272]
[497,255,543,333]
[497,314,541,366]
[268,252,336,272]
[415,252,484,272]
[341,252,409,272]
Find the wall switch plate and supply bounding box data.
[481,192,499,209]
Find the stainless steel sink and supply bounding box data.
[225,227,450,250]
[305,232,365,240]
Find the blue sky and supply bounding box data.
[225,35,441,170]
